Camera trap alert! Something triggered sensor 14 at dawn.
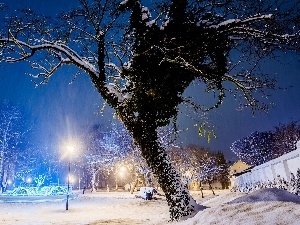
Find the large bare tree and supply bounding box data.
[0,0,299,220]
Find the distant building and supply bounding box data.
[229,160,251,188]
[229,160,251,175]
[189,180,201,190]
[232,142,300,190]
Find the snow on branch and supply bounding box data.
[0,36,129,105]
[0,37,98,76]
[207,13,299,49]
[223,73,273,109]
[161,56,206,79]
[141,7,151,21]
[105,62,122,75]
[104,83,132,104]
[225,75,252,96]
[210,14,274,29]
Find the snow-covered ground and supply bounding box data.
[0,188,299,225]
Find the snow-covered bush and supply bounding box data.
[296,168,300,195]
[233,168,300,196]
[289,173,297,194]
[231,122,300,167]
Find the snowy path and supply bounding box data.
[0,191,170,225]
[0,189,299,225]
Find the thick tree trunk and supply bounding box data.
[130,122,204,221]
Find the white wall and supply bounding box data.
[233,141,300,188]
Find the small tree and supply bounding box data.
[83,124,129,191]
[167,145,205,187]
[0,101,29,193]
[198,155,221,195]
[215,151,230,189]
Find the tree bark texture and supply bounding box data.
[129,119,200,220]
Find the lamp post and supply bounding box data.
[66,146,74,210]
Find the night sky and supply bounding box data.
[1,0,300,160]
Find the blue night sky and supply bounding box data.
[1,0,300,160]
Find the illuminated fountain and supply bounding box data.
[9,185,70,196]
[1,144,79,204]
[8,175,70,196]
[0,174,77,203]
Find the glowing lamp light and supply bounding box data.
[26,177,32,184]
[68,175,75,183]
[67,145,75,153]
[119,166,127,178]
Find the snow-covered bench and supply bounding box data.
[136,187,156,200]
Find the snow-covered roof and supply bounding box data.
[229,159,251,169]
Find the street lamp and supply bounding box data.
[26,177,32,185]
[66,145,74,210]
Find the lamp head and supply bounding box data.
[67,146,75,153]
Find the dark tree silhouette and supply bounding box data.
[1,0,299,220]
[231,121,300,166]
[231,131,274,166]
[273,122,300,156]
[215,151,230,189]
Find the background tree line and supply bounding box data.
[0,100,62,192]
[231,121,300,166]
[81,120,229,192]
[0,100,229,195]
